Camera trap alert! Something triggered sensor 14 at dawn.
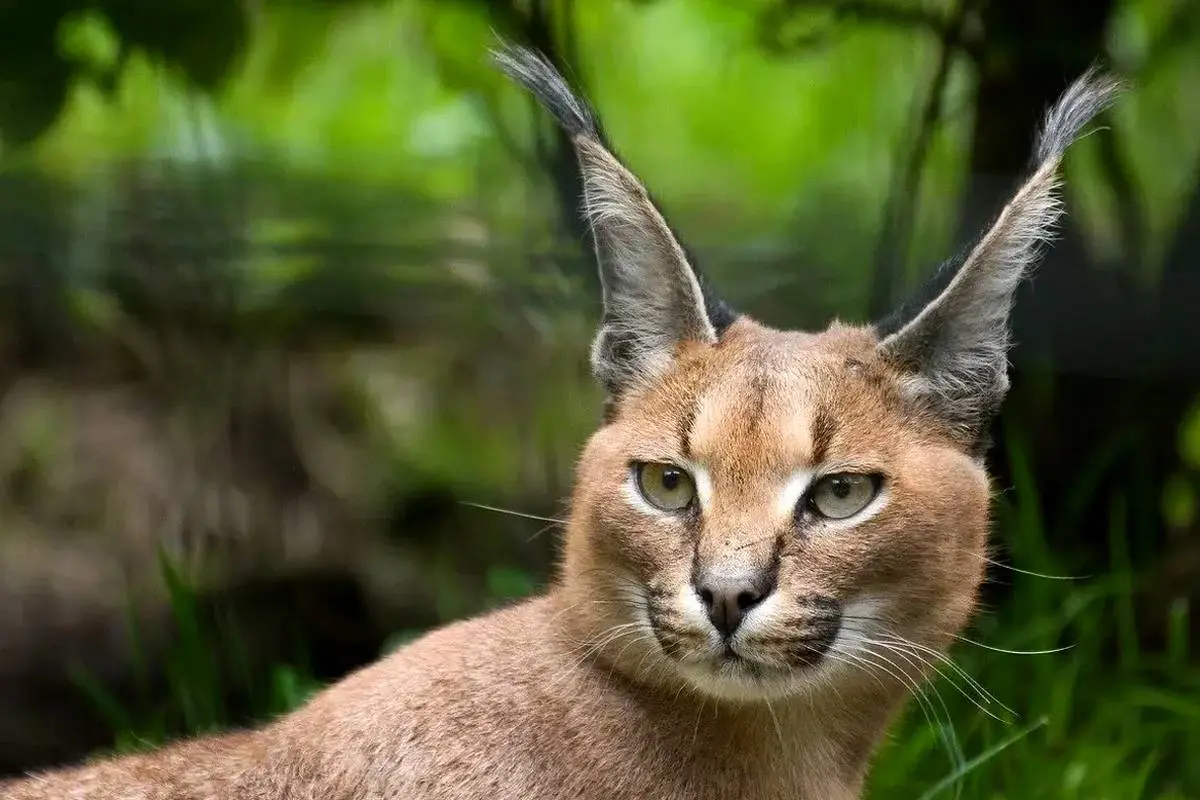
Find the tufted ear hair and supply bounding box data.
[491,41,736,400]
[875,67,1124,453]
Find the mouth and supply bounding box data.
[661,629,840,701]
[707,642,785,675]
[651,620,840,668]
[713,624,841,672]
[703,650,770,676]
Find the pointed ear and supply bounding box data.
[875,67,1124,451]
[492,41,735,398]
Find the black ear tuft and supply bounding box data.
[492,38,737,398]
[876,67,1124,450]
[490,41,600,141]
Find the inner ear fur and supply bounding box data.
[875,67,1124,452]
[491,41,736,400]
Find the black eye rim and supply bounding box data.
[801,471,885,520]
[631,460,697,512]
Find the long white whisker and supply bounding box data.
[549,620,649,692]
[852,645,965,772]
[460,501,566,526]
[876,633,1012,714]
[866,639,1012,726]
[832,644,949,747]
[763,696,786,751]
[953,634,1074,655]
[979,554,1090,581]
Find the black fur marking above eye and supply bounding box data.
[809,408,837,465]
[678,399,699,460]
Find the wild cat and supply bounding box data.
[0,42,1121,800]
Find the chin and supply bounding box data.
[674,652,822,703]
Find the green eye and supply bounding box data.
[635,462,696,511]
[807,473,881,520]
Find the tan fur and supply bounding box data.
[0,319,988,800]
[0,53,1121,800]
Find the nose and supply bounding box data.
[694,571,775,638]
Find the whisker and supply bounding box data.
[733,532,777,552]
[626,633,667,688]
[833,644,946,731]
[839,612,1018,724]
[953,634,1074,656]
[460,501,567,526]
[976,553,1090,581]
[549,623,648,693]
[865,639,1012,726]
[841,643,964,772]
[527,523,559,542]
[875,633,1010,711]
[763,696,786,751]
[690,695,708,751]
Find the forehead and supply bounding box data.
[637,322,897,478]
[687,359,817,475]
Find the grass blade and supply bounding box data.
[915,717,1049,800]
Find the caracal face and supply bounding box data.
[572,319,990,702]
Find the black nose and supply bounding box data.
[695,574,774,638]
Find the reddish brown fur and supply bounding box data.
[0,317,991,799]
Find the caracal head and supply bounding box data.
[494,43,1122,703]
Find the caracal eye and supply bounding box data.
[635,462,696,511]
[808,473,880,520]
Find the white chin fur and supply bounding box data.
[674,658,817,703]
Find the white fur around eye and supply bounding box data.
[777,470,890,529]
[685,462,713,511]
[776,470,815,517]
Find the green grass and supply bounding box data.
[866,426,1199,799]
[70,550,326,756]
[69,425,1198,798]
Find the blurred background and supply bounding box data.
[0,0,1198,797]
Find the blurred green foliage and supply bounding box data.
[2,0,1198,797]
[0,2,1177,264]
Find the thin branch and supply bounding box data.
[867,0,974,318]
[483,0,592,278]
[758,0,974,54]
[525,0,591,261]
